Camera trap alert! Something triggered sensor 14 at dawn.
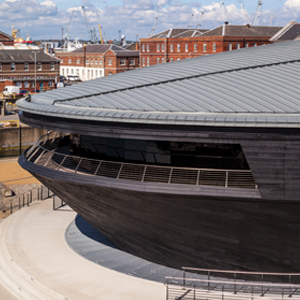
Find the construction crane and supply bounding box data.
[269,13,273,26]
[221,2,231,25]
[63,10,75,48]
[81,6,98,43]
[241,4,251,24]
[187,14,194,28]
[251,1,263,26]
[96,13,104,43]
[149,17,158,37]
[196,12,204,29]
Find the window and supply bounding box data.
[91,59,93,64]
[108,59,112,66]
[203,43,207,52]
[95,59,98,65]
[77,59,80,64]
[68,59,71,64]
[245,42,249,48]
[237,43,240,49]
[170,44,173,52]
[177,43,180,52]
[185,43,188,52]
[0,63,2,71]
[49,81,53,87]
[71,69,74,74]
[254,43,257,47]
[157,44,160,52]
[213,43,216,52]
[147,57,149,66]
[228,43,232,51]
[86,59,89,64]
[62,69,64,75]
[38,62,42,71]
[170,57,173,62]
[108,72,112,75]
[162,58,164,63]
[129,59,135,66]
[147,44,149,52]
[120,58,125,65]
[76,69,79,75]
[95,70,98,77]
[177,58,180,61]
[162,44,164,52]
[100,59,103,65]
[194,43,197,52]
[100,70,102,76]
[24,62,29,71]
[66,69,69,74]
[50,62,54,71]
[142,44,145,52]
[16,82,22,88]
[11,62,15,71]
[142,57,145,66]
[31,82,35,88]
[157,57,160,64]
[91,70,93,77]
[24,82,29,88]
[61,59,63,63]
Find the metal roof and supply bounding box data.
[17,41,300,128]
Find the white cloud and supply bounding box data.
[0,0,298,41]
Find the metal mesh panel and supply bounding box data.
[199,170,226,187]
[144,166,171,183]
[97,161,122,178]
[228,171,256,189]
[119,164,145,181]
[171,168,198,185]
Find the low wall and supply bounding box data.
[0,126,47,157]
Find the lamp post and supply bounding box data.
[32,51,40,94]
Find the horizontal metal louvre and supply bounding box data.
[199,170,226,186]
[144,166,170,183]
[28,133,258,189]
[228,172,256,189]
[119,164,145,181]
[171,168,198,185]
[97,161,122,178]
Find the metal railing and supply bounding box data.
[1,185,53,216]
[25,132,258,189]
[165,267,300,300]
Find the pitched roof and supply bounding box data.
[149,28,201,39]
[270,21,300,42]
[72,44,125,54]
[195,25,282,37]
[0,50,60,62]
[0,31,14,41]
[172,29,209,38]
[18,41,300,129]
[114,50,139,57]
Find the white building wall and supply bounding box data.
[60,66,105,81]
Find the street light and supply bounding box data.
[32,51,40,94]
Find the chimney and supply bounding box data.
[136,42,139,51]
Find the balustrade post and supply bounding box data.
[76,158,83,174]
[56,156,66,171]
[208,271,210,291]
[183,270,186,287]
[22,194,24,207]
[261,274,264,296]
[168,168,173,184]
[289,275,292,297]
[234,273,236,294]
[225,171,229,188]
[18,197,20,210]
[10,202,12,215]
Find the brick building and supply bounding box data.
[0,48,60,92]
[140,24,283,67]
[57,44,139,80]
[0,31,14,46]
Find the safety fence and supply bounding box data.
[25,132,258,189]
[0,184,53,217]
[165,267,300,300]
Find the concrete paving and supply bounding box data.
[0,199,165,300]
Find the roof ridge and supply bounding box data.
[269,21,297,42]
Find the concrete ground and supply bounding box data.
[0,199,165,300]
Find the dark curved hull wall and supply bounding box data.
[23,161,300,273]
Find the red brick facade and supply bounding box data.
[0,31,14,46]
[140,27,280,67]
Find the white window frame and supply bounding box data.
[162,44,164,52]
[157,57,160,64]
[120,58,126,66]
[108,59,112,66]
[147,44,149,52]
[38,62,42,71]
[170,44,173,52]
[24,82,29,88]
[213,43,216,52]
[157,44,160,52]
[129,59,135,66]
[11,62,15,71]
[142,44,145,52]
[142,57,145,66]
[50,62,54,71]
[48,81,53,88]
[147,57,149,66]
[185,43,188,52]
[177,43,180,52]
[228,43,232,51]
[237,43,240,49]
[203,43,207,52]
[24,62,29,71]
[76,59,80,64]
[194,43,197,52]
[68,59,71,64]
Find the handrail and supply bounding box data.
[25,132,258,189]
[182,266,300,277]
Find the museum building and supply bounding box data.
[17,40,300,273]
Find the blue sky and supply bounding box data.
[0,0,299,40]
